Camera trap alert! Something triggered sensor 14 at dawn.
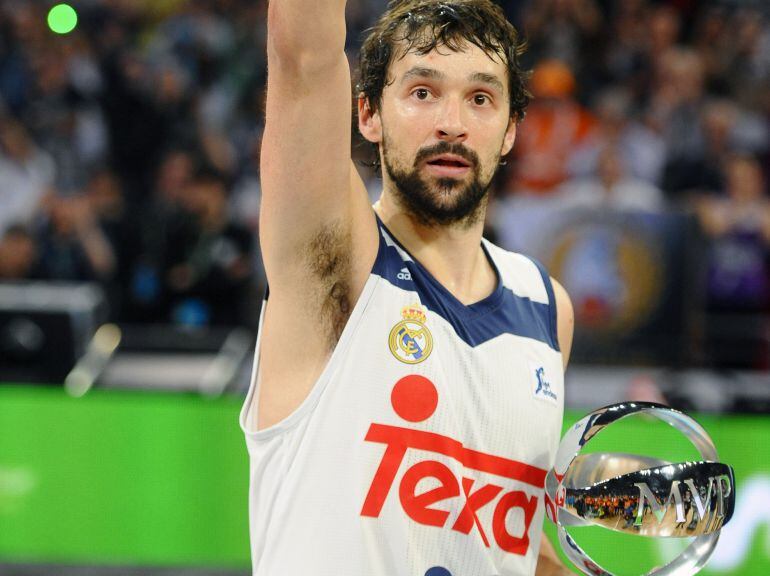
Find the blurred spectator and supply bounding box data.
[694,154,770,313]
[569,87,666,185]
[602,3,682,103]
[648,48,731,198]
[124,148,199,322]
[646,5,682,71]
[99,48,195,201]
[35,194,116,282]
[648,48,707,163]
[693,153,770,367]
[723,8,770,112]
[506,59,597,195]
[663,95,769,200]
[167,167,256,327]
[23,38,105,192]
[0,115,55,236]
[85,168,138,318]
[155,147,196,206]
[602,0,646,83]
[559,146,665,212]
[86,169,130,249]
[693,6,737,95]
[0,225,37,280]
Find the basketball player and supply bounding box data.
[240,1,575,574]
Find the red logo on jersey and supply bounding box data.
[360,375,547,556]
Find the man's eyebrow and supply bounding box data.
[400,66,445,84]
[469,72,505,93]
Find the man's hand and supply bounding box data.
[536,532,575,575]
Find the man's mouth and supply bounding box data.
[425,154,471,168]
[424,154,472,177]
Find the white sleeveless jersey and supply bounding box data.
[240,218,564,576]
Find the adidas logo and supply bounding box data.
[396,268,412,281]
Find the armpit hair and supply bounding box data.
[305,221,353,349]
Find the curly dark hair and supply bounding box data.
[357,0,530,119]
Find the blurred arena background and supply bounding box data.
[0,0,768,574]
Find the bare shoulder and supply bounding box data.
[551,278,574,370]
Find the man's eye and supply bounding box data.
[474,94,490,106]
[414,88,430,100]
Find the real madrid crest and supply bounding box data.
[388,304,433,364]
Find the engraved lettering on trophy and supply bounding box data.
[716,474,732,518]
[633,474,733,531]
[683,477,715,522]
[633,480,685,526]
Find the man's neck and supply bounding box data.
[373,193,497,306]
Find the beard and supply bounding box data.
[382,139,498,228]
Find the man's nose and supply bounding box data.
[435,97,468,142]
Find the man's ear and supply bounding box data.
[501,116,517,157]
[358,94,382,144]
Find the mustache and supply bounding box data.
[413,142,479,168]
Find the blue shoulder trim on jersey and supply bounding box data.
[529,256,560,353]
[371,216,558,351]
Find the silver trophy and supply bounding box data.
[545,402,735,576]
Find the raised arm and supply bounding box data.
[255,0,378,431]
[259,0,376,280]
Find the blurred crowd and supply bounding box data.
[0,0,267,327]
[0,0,768,350]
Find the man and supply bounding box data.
[240,1,575,575]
